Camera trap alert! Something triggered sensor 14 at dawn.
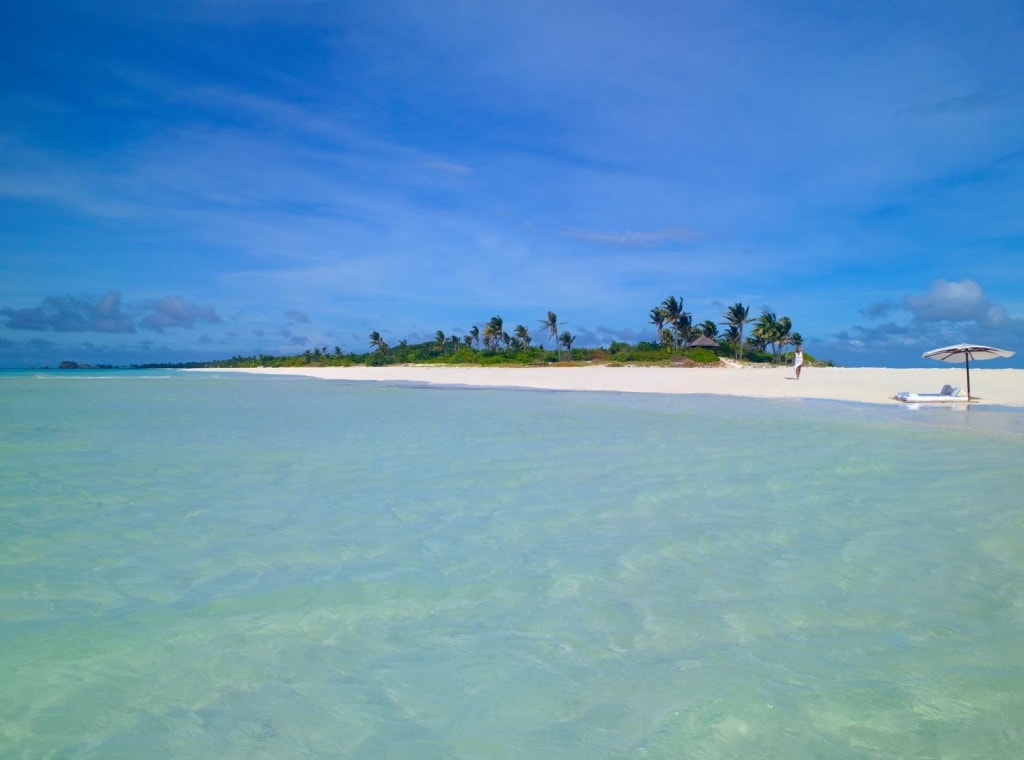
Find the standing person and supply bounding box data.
[794,343,804,380]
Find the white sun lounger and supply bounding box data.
[892,385,966,403]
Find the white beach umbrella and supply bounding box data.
[922,343,1015,400]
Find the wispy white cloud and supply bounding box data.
[905,87,1024,117]
[0,140,138,217]
[420,160,474,177]
[561,226,703,247]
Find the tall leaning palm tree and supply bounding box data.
[513,324,531,348]
[368,331,388,353]
[721,302,752,360]
[540,311,560,359]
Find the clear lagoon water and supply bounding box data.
[2,369,1023,758]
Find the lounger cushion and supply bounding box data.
[894,387,966,403]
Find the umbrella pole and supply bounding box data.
[966,355,971,400]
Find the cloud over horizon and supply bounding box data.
[1,292,136,333]
[861,279,1020,332]
[828,279,1024,364]
[903,279,1013,327]
[139,296,222,332]
[1,292,222,335]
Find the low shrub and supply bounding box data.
[683,347,719,364]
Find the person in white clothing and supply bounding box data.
[793,343,804,380]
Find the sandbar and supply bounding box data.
[187,364,1024,407]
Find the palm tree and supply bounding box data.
[649,307,667,343]
[721,302,752,360]
[722,324,741,350]
[776,316,793,360]
[558,330,576,354]
[434,330,447,353]
[469,325,480,349]
[789,332,803,363]
[368,331,388,353]
[753,311,782,361]
[673,312,697,348]
[484,316,504,351]
[660,295,684,326]
[540,311,559,359]
[660,295,691,349]
[513,324,531,348]
[699,320,718,338]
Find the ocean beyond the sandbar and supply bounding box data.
[2,369,1023,758]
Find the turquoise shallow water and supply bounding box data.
[2,370,1023,758]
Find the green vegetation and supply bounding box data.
[175,297,828,369]
[721,302,752,360]
[200,341,725,370]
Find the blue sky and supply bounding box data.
[2,0,1023,368]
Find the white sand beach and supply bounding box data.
[190,364,1024,407]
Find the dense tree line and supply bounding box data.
[201,297,822,369]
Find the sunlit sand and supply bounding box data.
[189,364,1024,407]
